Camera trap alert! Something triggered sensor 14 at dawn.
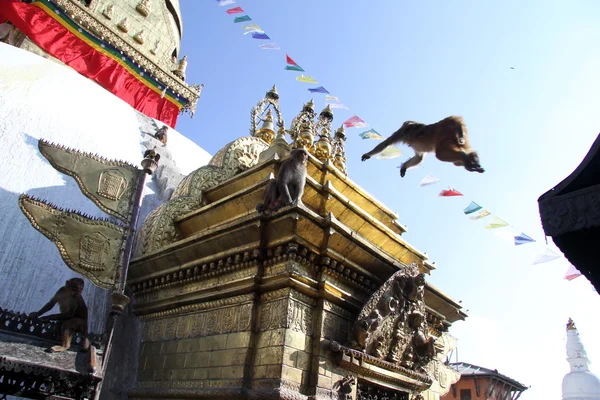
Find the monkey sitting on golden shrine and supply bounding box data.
[361,116,484,177]
[29,277,90,353]
[256,148,309,213]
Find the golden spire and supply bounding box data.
[333,124,347,174]
[567,318,577,331]
[256,109,276,144]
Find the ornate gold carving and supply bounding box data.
[79,232,110,271]
[134,136,268,257]
[141,301,253,342]
[133,30,145,44]
[259,289,314,335]
[139,294,254,320]
[150,39,160,55]
[97,169,127,200]
[117,17,129,33]
[102,4,114,19]
[348,263,435,375]
[38,140,141,223]
[18,195,126,289]
[136,0,151,17]
[250,85,285,140]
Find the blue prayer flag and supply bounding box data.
[307,86,330,94]
[252,32,270,40]
[514,233,536,246]
[463,201,482,215]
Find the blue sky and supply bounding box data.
[175,1,600,397]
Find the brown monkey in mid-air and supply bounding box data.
[361,116,484,177]
[29,277,90,353]
[256,148,308,213]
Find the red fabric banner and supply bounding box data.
[0,0,180,127]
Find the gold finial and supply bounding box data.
[333,124,347,173]
[567,318,577,331]
[314,127,333,162]
[133,30,145,44]
[173,56,187,80]
[102,4,114,19]
[117,17,129,33]
[266,84,279,101]
[319,104,334,121]
[256,109,276,144]
[136,0,151,17]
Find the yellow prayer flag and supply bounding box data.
[484,216,509,229]
[296,74,318,84]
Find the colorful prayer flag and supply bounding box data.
[252,32,270,40]
[226,6,244,14]
[359,129,385,140]
[343,115,367,128]
[375,146,403,160]
[296,75,318,83]
[328,102,349,109]
[469,210,491,220]
[514,232,535,246]
[285,65,305,71]
[531,248,561,265]
[307,86,329,94]
[325,95,340,102]
[463,201,482,215]
[217,0,236,5]
[259,43,280,50]
[419,173,440,187]
[233,15,251,23]
[286,54,299,66]
[242,24,262,31]
[439,187,464,197]
[564,264,582,281]
[484,217,509,229]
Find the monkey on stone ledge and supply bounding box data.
[361,116,484,177]
[29,277,90,353]
[256,148,308,213]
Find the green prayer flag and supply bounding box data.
[234,15,251,23]
[285,65,304,72]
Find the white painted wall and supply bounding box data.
[0,43,211,332]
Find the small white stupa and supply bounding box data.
[562,318,600,400]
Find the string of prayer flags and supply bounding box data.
[469,210,491,220]
[439,187,464,197]
[564,264,582,281]
[259,43,280,50]
[484,216,509,229]
[375,146,403,160]
[419,173,441,187]
[226,6,244,14]
[514,232,535,246]
[531,248,561,265]
[285,54,304,71]
[252,32,270,40]
[234,15,251,23]
[343,115,368,129]
[217,0,236,5]
[359,129,385,140]
[463,201,482,215]
[296,74,318,83]
[308,86,330,94]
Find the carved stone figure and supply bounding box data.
[29,278,89,353]
[348,263,436,373]
[333,375,355,400]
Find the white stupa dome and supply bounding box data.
[562,319,600,400]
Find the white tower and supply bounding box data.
[562,318,600,400]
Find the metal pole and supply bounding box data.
[92,167,149,400]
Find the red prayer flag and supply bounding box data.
[343,115,366,128]
[564,264,582,281]
[0,0,182,127]
[226,6,244,14]
[286,54,299,66]
[438,187,464,197]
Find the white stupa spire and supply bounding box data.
[562,318,600,400]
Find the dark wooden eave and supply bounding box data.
[538,132,600,293]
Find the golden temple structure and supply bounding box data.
[126,86,467,400]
